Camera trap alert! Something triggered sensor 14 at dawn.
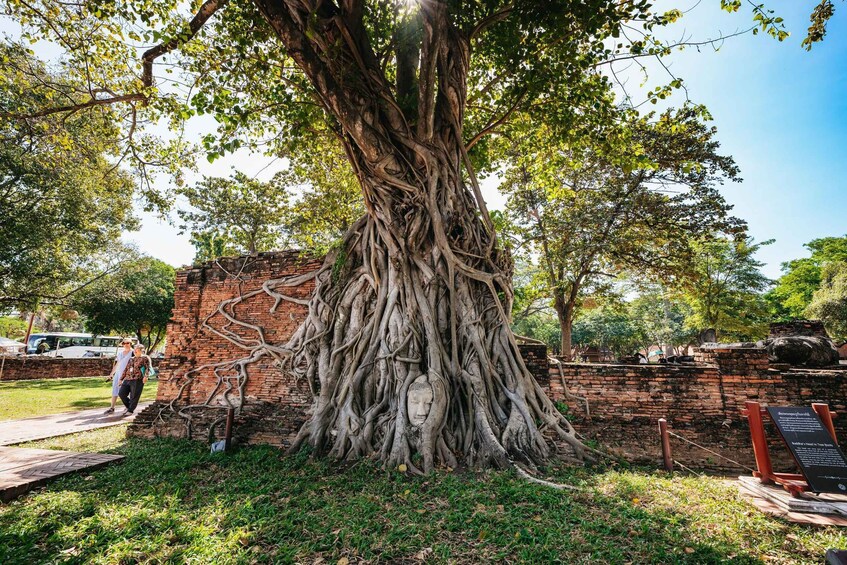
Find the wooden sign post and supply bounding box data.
[743,401,847,497]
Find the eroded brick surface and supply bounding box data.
[131,252,322,447]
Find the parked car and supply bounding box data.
[0,336,26,355]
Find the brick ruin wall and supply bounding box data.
[131,251,847,472]
[131,251,323,447]
[768,319,830,339]
[0,357,115,380]
[547,348,847,471]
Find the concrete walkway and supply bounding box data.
[0,446,123,501]
[0,403,151,446]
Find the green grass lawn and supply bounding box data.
[2,427,845,564]
[0,377,159,421]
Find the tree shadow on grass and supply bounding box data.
[0,439,838,564]
[3,377,107,392]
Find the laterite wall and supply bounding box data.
[0,357,115,381]
[546,348,847,471]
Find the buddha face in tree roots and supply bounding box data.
[407,376,434,427]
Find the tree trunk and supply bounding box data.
[246,0,590,472]
[279,143,589,472]
[554,294,574,361]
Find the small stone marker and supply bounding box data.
[768,407,847,494]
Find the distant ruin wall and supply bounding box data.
[769,320,830,339]
[546,351,847,470]
[131,251,847,472]
[0,357,115,380]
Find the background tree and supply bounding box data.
[178,171,289,256]
[767,235,847,319]
[502,106,742,358]
[628,285,696,356]
[276,137,365,253]
[0,44,138,309]
[190,230,239,264]
[806,261,847,342]
[509,259,562,352]
[72,257,176,351]
[675,236,772,341]
[571,302,644,361]
[0,316,29,340]
[181,146,363,262]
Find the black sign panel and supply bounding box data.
[768,407,847,494]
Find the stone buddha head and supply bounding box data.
[407,375,434,427]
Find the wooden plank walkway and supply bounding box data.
[0,403,151,446]
[0,446,123,502]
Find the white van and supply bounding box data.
[26,333,125,358]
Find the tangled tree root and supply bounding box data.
[161,143,596,473]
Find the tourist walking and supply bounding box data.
[118,344,153,416]
[104,338,133,414]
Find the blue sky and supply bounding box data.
[636,1,847,278]
[4,2,845,278]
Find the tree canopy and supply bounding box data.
[501,105,742,357]
[768,236,847,319]
[72,257,175,351]
[806,261,847,342]
[571,303,643,361]
[675,236,772,341]
[178,171,291,256]
[0,43,138,310]
[179,155,363,262]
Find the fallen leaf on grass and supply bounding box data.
[414,547,433,560]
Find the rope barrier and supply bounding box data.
[667,429,757,473]
[672,459,705,477]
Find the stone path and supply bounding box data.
[0,446,123,502]
[0,403,151,446]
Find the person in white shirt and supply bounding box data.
[104,338,133,414]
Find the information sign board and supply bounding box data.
[768,407,847,494]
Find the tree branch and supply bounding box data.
[142,0,230,87]
[0,93,146,120]
[465,89,525,150]
[469,3,513,39]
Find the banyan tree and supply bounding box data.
[1,0,660,472]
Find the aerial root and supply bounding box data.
[513,463,583,491]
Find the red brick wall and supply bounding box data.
[0,357,115,380]
[132,251,323,446]
[546,353,847,471]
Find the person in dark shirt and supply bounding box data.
[118,344,152,415]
